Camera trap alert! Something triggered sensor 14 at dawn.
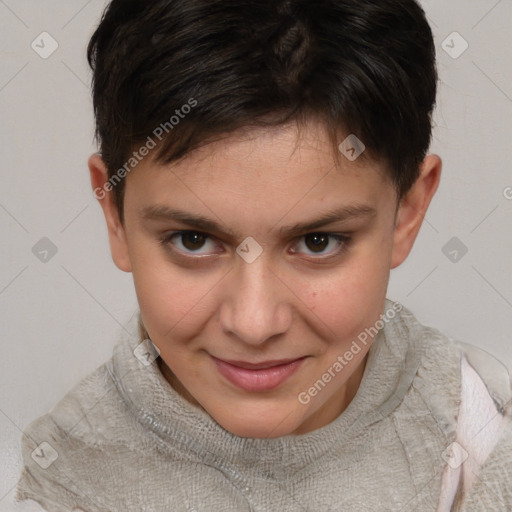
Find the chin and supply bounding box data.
[210,403,306,439]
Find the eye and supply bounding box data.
[291,233,350,258]
[160,231,221,256]
[160,230,350,260]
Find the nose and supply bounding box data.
[218,254,293,347]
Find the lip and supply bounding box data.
[211,355,306,392]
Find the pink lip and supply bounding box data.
[211,355,306,392]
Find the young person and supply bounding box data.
[15,0,512,510]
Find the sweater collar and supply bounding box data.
[109,300,425,477]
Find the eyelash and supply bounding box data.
[159,230,351,261]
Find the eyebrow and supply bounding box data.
[141,204,376,239]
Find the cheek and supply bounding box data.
[300,253,390,338]
[130,247,218,340]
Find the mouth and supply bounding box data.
[210,355,307,392]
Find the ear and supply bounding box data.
[88,153,132,272]
[391,154,442,269]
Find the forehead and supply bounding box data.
[124,121,395,226]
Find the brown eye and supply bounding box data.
[304,233,329,253]
[160,230,220,256]
[181,232,206,251]
[291,233,350,259]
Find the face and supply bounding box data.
[90,120,441,438]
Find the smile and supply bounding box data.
[210,355,307,392]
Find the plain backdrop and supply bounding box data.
[0,0,511,508]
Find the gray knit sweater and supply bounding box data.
[14,301,512,511]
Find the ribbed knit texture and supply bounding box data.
[14,300,512,511]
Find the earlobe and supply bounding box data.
[88,153,132,273]
[391,154,442,269]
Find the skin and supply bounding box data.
[89,119,441,438]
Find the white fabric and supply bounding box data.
[437,354,511,511]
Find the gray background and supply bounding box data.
[0,0,511,508]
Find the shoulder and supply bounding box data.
[387,302,511,436]
[14,354,152,511]
[14,314,203,511]
[388,304,512,509]
[390,303,463,413]
[18,359,140,449]
[441,347,512,510]
[14,362,114,511]
[391,302,511,407]
[387,300,465,370]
